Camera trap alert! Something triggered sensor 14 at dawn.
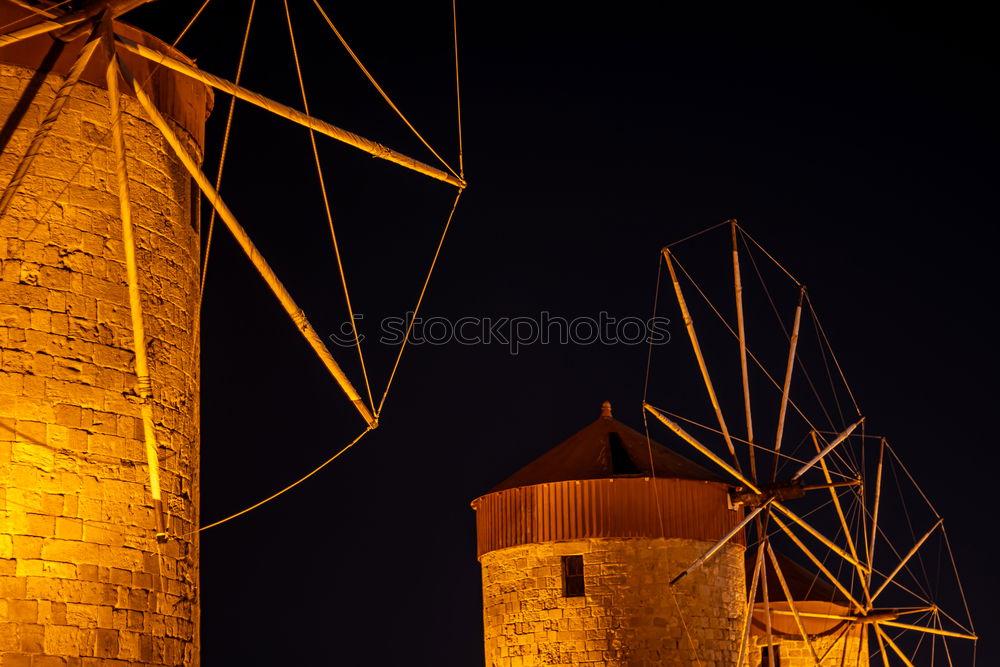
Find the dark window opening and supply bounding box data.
[562,555,585,597]
[189,176,200,232]
[761,645,781,667]
[609,432,641,475]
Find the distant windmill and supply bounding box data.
[471,222,977,666]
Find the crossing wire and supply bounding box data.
[284,0,374,411]
[311,0,460,179]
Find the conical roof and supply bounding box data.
[492,401,724,492]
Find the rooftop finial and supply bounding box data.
[601,400,612,419]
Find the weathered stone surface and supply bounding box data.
[480,537,746,666]
[1,57,201,665]
[749,628,868,667]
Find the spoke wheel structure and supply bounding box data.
[0,0,465,533]
[642,220,976,666]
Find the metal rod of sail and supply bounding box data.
[876,620,977,641]
[868,438,886,588]
[0,23,102,220]
[669,503,766,584]
[736,544,765,667]
[662,248,742,473]
[766,542,823,666]
[770,513,864,611]
[731,220,756,478]
[772,501,868,571]
[791,418,863,480]
[811,430,872,609]
[643,403,760,493]
[870,518,944,603]
[118,58,377,427]
[875,624,917,667]
[872,624,892,667]
[0,11,86,47]
[760,547,775,667]
[772,286,805,482]
[114,35,466,190]
[104,25,167,540]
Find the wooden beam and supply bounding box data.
[643,403,759,493]
[772,286,805,481]
[770,513,864,611]
[662,248,742,473]
[811,430,872,609]
[731,220,756,479]
[766,542,822,666]
[118,57,377,428]
[114,35,466,189]
[773,501,868,572]
[877,620,977,641]
[870,518,944,603]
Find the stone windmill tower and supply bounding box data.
[471,402,749,666]
[0,3,210,664]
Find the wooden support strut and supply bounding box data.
[115,55,377,428]
[114,35,467,190]
[875,620,977,641]
[875,624,917,667]
[0,11,86,47]
[766,542,823,666]
[770,512,864,612]
[669,502,767,585]
[772,501,868,572]
[731,220,756,477]
[662,248,742,473]
[103,19,167,541]
[772,286,804,482]
[736,544,765,667]
[791,418,863,481]
[870,518,944,603]
[811,430,873,610]
[643,403,760,493]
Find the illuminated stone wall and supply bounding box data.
[749,628,868,667]
[480,537,746,666]
[0,61,202,664]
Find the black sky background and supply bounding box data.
[122,1,999,663]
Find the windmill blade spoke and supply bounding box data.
[875,624,918,667]
[791,418,863,481]
[662,248,742,473]
[868,438,886,587]
[737,543,765,667]
[117,55,377,428]
[644,403,759,492]
[771,286,804,482]
[773,502,868,572]
[877,620,977,641]
[731,220,756,478]
[114,34,466,189]
[760,547,775,667]
[769,513,864,611]
[670,503,767,584]
[765,542,823,666]
[104,22,168,540]
[871,518,944,603]
[0,9,85,47]
[809,431,872,609]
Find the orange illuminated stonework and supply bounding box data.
[0,4,209,663]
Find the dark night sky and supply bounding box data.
[123,1,997,663]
